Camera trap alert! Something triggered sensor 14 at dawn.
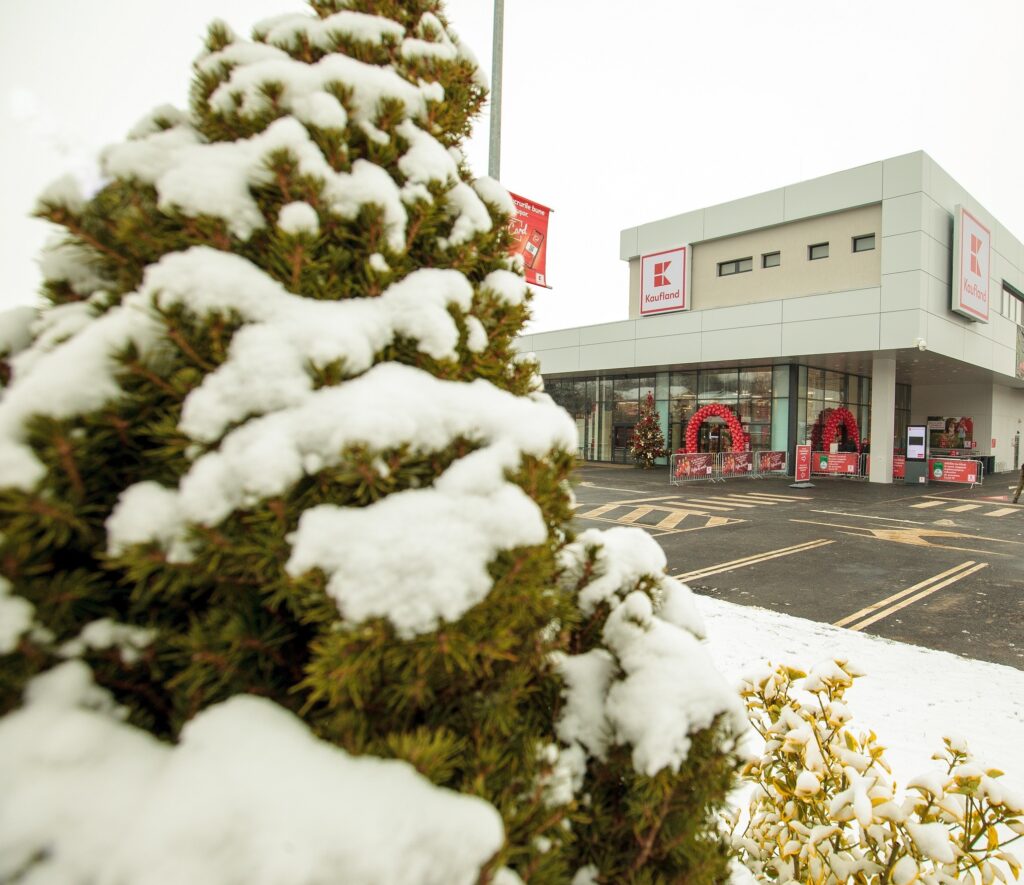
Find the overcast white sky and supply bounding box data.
[2,0,1023,334]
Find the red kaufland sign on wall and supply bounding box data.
[952,204,991,323]
[640,247,689,315]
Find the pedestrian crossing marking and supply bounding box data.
[947,504,981,512]
[911,501,946,509]
[984,508,1017,517]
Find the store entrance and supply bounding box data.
[698,420,732,453]
[613,424,634,463]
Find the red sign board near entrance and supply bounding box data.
[795,445,811,482]
[928,459,978,484]
[813,452,860,475]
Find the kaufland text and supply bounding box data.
[962,282,988,302]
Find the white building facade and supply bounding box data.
[516,151,1024,483]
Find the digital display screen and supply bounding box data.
[907,425,927,460]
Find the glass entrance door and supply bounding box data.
[698,422,732,453]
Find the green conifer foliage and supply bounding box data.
[0,3,742,881]
[630,392,667,469]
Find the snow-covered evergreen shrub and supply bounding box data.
[732,660,1024,884]
[0,2,744,881]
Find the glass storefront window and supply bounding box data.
[823,370,843,403]
[699,369,738,401]
[773,365,790,398]
[740,368,772,398]
[806,368,823,401]
[670,371,697,396]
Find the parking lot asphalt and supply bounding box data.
[571,462,1024,670]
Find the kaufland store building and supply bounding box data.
[516,151,1024,484]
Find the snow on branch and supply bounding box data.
[0,662,504,885]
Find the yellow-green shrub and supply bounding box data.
[731,659,1024,884]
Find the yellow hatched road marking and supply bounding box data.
[577,503,620,519]
[910,501,946,509]
[656,509,708,529]
[674,538,834,581]
[619,506,655,523]
[680,497,750,509]
[835,561,987,632]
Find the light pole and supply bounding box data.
[488,0,504,180]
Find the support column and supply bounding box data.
[869,356,896,484]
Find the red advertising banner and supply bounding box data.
[812,452,860,475]
[928,459,979,484]
[795,445,811,482]
[507,192,551,288]
[892,455,906,479]
[721,451,754,477]
[758,451,787,474]
[673,453,715,479]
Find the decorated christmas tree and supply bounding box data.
[0,2,744,881]
[629,391,667,468]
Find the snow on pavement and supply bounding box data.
[698,595,1024,795]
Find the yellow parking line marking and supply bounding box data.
[810,509,927,525]
[947,503,981,512]
[985,508,1017,517]
[837,562,987,632]
[833,561,976,627]
[674,539,834,581]
[619,506,655,524]
[910,501,946,509]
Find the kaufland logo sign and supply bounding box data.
[641,247,688,315]
[953,205,990,323]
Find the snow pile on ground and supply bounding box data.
[698,596,1024,796]
[0,662,504,885]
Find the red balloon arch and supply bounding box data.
[684,403,749,453]
[818,406,861,453]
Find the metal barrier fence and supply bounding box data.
[670,451,788,485]
[809,451,866,479]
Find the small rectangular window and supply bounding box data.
[717,257,753,276]
[808,242,829,260]
[762,251,780,268]
[853,234,875,252]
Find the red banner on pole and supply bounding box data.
[507,192,551,288]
